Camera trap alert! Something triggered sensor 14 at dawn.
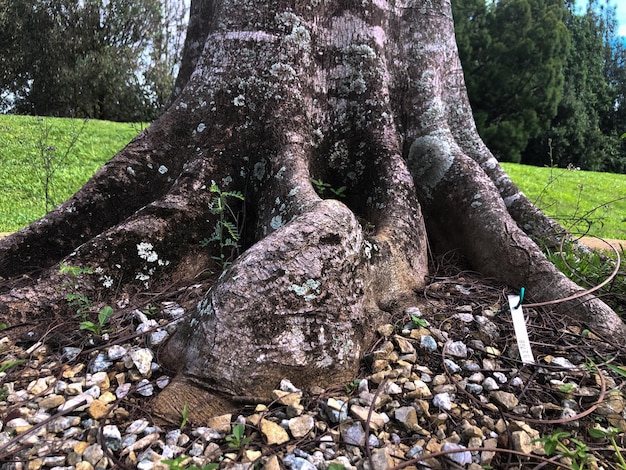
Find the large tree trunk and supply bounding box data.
[1,0,624,423]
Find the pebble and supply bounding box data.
[1,296,613,470]
[444,341,468,358]
[420,335,437,351]
[433,393,453,411]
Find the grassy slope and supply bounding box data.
[0,115,143,231]
[0,115,624,239]
[502,163,626,240]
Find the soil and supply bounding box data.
[580,237,626,252]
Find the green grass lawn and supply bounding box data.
[1,114,625,239]
[502,163,626,240]
[0,115,143,231]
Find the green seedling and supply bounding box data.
[79,306,114,335]
[225,423,251,450]
[345,378,361,394]
[180,403,189,430]
[200,182,244,269]
[311,178,346,198]
[411,314,429,328]
[536,430,596,470]
[588,426,626,469]
[161,455,218,470]
[0,359,27,373]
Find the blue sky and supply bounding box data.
[577,1,626,36]
[618,2,626,36]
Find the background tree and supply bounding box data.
[0,0,188,121]
[451,0,570,163]
[524,0,623,171]
[1,0,624,424]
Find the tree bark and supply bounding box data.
[1,0,624,423]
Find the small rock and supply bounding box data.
[490,391,519,410]
[433,393,452,411]
[468,372,485,383]
[88,400,110,420]
[6,418,32,434]
[207,414,232,433]
[130,348,153,376]
[272,389,301,406]
[91,353,112,373]
[260,419,290,445]
[102,425,122,451]
[441,442,472,465]
[39,395,66,411]
[136,379,153,397]
[126,419,150,434]
[340,421,366,446]
[384,382,402,394]
[482,377,499,391]
[283,454,316,470]
[28,377,52,395]
[107,345,127,361]
[444,359,460,373]
[511,430,532,454]
[550,356,576,369]
[263,455,281,470]
[363,448,396,470]
[323,398,348,423]
[82,444,104,466]
[393,335,416,354]
[377,324,395,338]
[444,341,468,358]
[288,415,315,438]
[88,372,110,390]
[420,335,437,351]
[193,427,222,441]
[455,313,474,322]
[116,383,132,399]
[466,383,483,395]
[62,347,82,361]
[349,405,387,431]
[394,406,420,432]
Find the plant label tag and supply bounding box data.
[508,294,535,365]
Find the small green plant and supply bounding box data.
[225,423,251,450]
[537,430,596,470]
[410,314,429,328]
[200,182,244,268]
[180,403,189,430]
[588,426,626,469]
[79,306,114,335]
[311,178,346,198]
[558,383,576,393]
[66,292,92,315]
[59,262,94,277]
[161,455,218,470]
[0,359,27,373]
[143,305,157,317]
[327,464,347,470]
[344,378,361,394]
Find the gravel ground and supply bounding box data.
[1,271,626,470]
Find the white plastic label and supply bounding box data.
[507,294,535,364]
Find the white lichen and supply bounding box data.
[270,215,284,230]
[290,279,321,301]
[137,242,159,263]
[233,95,246,107]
